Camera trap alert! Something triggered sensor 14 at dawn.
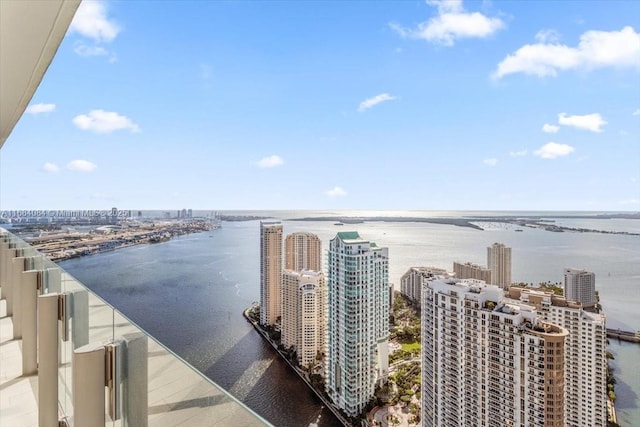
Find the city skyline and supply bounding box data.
[1,2,634,426]
[1,0,639,211]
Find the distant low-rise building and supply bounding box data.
[400,266,450,305]
[453,261,491,283]
[563,267,597,308]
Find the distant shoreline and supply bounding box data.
[289,215,640,236]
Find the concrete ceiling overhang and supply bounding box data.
[0,0,80,149]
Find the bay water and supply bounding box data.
[60,211,640,426]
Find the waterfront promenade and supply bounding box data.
[243,307,352,427]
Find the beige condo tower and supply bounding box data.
[421,277,567,427]
[285,232,321,271]
[487,242,512,289]
[281,270,326,368]
[281,232,326,368]
[260,221,283,326]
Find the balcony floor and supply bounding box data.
[0,298,38,427]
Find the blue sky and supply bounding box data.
[1,0,639,211]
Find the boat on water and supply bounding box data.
[515,229,523,232]
[334,222,344,226]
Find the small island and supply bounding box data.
[290,214,640,236]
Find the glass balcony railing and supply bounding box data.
[0,228,271,427]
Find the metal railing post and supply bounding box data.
[72,342,106,427]
[2,245,18,316]
[38,293,60,427]
[21,269,41,375]
[11,255,28,337]
[122,332,148,427]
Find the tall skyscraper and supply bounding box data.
[563,268,597,308]
[281,232,325,368]
[509,287,607,426]
[260,221,283,326]
[326,232,389,417]
[281,270,326,367]
[400,266,450,305]
[285,232,321,271]
[421,278,567,427]
[487,242,511,289]
[453,261,492,283]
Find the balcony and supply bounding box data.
[1,229,270,426]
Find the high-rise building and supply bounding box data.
[509,287,607,427]
[453,261,491,283]
[260,221,283,326]
[487,242,511,289]
[281,270,326,367]
[563,268,597,308]
[400,266,450,305]
[421,277,568,427]
[326,232,389,417]
[285,232,321,271]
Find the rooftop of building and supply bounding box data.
[335,231,363,241]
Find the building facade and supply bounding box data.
[509,287,607,427]
[563,268,597,308]
[260,221,283,326]
[487,242,512,289]
[285,232,322,272]
[281,270,326,367]
[453,261,491,283]
[421,278,567,427]
[400,266,450,305]
[326,232,389,417]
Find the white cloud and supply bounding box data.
[483,158,498,166]
[26,103,56,114]
[535,29,561,44]
[325,186,347,197]
[257,155,284,168]
[358,93,397,112]
[534,142,575,159]
[633,109,640,116]
[509,150,527,157]
[494,26,640,78]
[67,160,97,172]
[390,0,504,46]
[69,0,120,43]
[43,162,60,173]
[73,42,109,57]
[427,0,463,14]
[72,110,140,133]
[558,112,607,132]
[542,123,559,133]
